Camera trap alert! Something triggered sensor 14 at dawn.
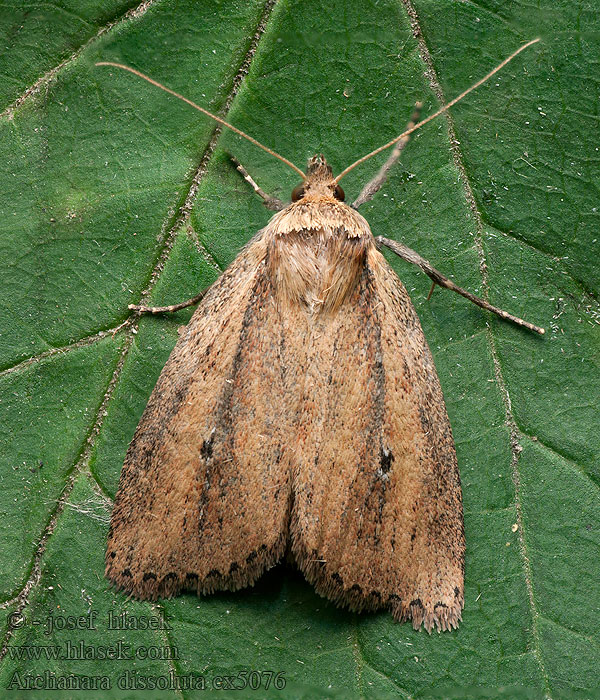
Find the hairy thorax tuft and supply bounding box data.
[265,199,374,314]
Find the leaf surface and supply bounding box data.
[0,0,598,697]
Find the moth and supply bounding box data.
[99,39,543,633]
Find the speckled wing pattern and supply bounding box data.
[107,219,464,631]
[290,246,465,632]
[106,232,301,599]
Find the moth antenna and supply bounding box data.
[334,38,540,184]
[95,62,306,180]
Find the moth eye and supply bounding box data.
[334,184,345,201]
[291,184,305,201]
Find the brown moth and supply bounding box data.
[99,39,543,633]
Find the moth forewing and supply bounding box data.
[106,236,295,599]
[288,225,465,633]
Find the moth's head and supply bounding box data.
[291,154,345,203]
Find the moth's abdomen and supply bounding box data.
[268,228,373,314]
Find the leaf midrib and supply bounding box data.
[400,0,553,693]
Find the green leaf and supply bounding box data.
[0,0,141,112]
[0,0,598,698]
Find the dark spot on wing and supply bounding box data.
[200,433,214,460]
[380,447,394,474]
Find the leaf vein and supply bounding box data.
[400,0,553,695]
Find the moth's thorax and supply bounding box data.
[265,201,374,316]
[261,154,375,315]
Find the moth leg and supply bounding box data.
[352,102,423,210]
[230,155,286,211]
[129,289,208,314]
[376,236,545,335]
